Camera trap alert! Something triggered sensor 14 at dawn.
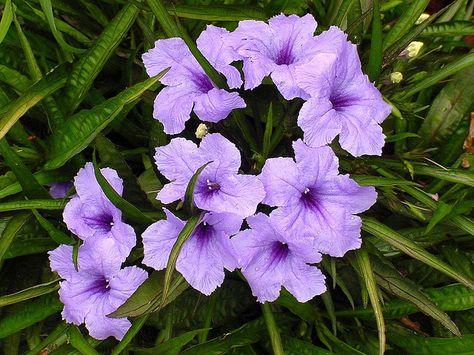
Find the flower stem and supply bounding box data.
[261,302,285,355]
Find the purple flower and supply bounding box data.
[260,140,377,257]
[63,163,136,261]
[154,133,265,218]
[227,14,319,100]
[295,27,392,156]
[49,182,73,199]
[232,213,326,303]
[142,25,246,134]
[142,209,241,295]
[49,237,147,340]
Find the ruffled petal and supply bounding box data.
[108,266,148,303]
[153,85,197,135]
[84,295,131,340]
[297,98,341,148]
[74,162,123,202]
[318,175,377,214]
[282,259,326,302]
[77,236,123,277]
[194,174,265,218]
[142,209,184,270]
[193,88,246,124]
[198,133,241,176]
[260,157,302,206]
[197,25,243,89]
[49,245,75,279]
[293,140,340,183]
[271,65,308,100]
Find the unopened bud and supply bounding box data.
[400,41,424,59]
[195,123,208,139]
[389,72,403,83]
[415,13,430,24]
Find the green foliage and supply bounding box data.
[1,0,473,354]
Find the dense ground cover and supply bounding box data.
[0,0,473,354]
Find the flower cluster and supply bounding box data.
[141,13,389,303]
[49,163,147,340]
[51,13,391,340]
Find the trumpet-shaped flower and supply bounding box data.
[260,140,377,257]
[63,163,136,261]
[295,27,392,156]
[49,238,147,340]
[154,133,265,218]
[142,209,241,295]
[227,13,319,100]
[233,213,326,303]
[142,25,246,134]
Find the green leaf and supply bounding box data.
[0,0,13,44]
[0,139,50,199]
[383,0,430,49]
[355,248,385,354]
[67,327,100,355]
[0,293,62,339]
[366,0,382,82]
[385,132,420,143]
[45,71,166,170]
[0,199,65,212]
[92,152,154,224]
[134,329,207,355]
[418,67,474,145]
[61,2,140,114]
[0,64,68,139]
[32,209,73,245]
[162,213,202,303]
[283,337,331,355]
[38,0,85,55]
[0,64,31,92]
[426,201,454,233]
[351,175,419,187]
[362,218,474,291]
[332,0,356,28]
[25,322,69,355]
[109,271,188,318]
[0,279,59,307]
[111,315,150,355]
[184,161,212,215]
[400,52,474,98]
[422,20,474,37]
[261,303,284,355]
[0,213,30,264]
[165,4,266,21]
[262,103,273,160]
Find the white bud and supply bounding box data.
[195,123,208,139]
[401,41,424,58]
[389,72,403,83]
[415,13,430,25]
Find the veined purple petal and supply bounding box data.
[193,88,246,124]
[49,182,73,199]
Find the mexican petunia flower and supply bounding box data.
[142,209,241,295]
[227,13,320,100]
[49,237,147,340]
[49,182,73,199]
[260,140,377,257]
[154,133,265,218]
[63,163,136,261]
[142,25,246,134]
[295,26,392,156]
[232,212,326,303]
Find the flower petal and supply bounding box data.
[74,162,123,202]
[283,259,326,302]
[338,113,386,156]
[142,209,184,271]
[198,133,241,176]
[108,266,148,305]
[193,88,246,124]
[297,98,341,148]
[318,175,377,214]
[153,85,196,135]
[194,174,265,218]
[260,157,302,206]
[271,65,308,100]
[293,140,339,183]
[49,245,75,279]
[78,236,123,277]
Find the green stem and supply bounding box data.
[199,293,217,343]
[261,303,285,355]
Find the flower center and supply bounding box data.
[275,39,296,65]
[329,93,351,111]
[192,71,214,93]
[300,187,320,211]
[89,277,111,294]
[270,241,290,264]
[206,179,221,191]
[84,213,114,233]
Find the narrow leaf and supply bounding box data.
[0,213,30,264]
[0,279,60,307]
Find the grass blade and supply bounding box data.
[262,303,285,355]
